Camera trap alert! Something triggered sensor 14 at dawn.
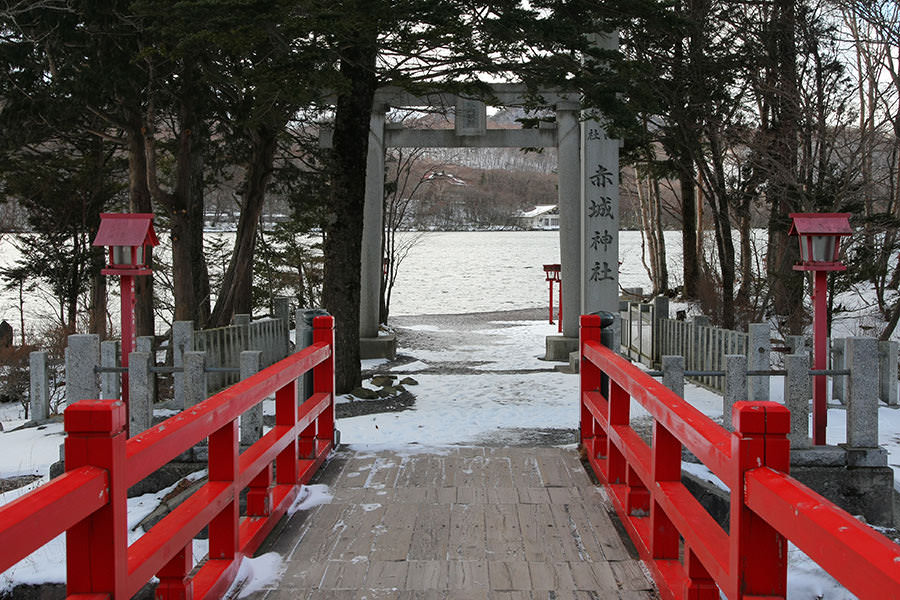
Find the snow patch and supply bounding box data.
[224,553,284,598]
[287,484,333,516]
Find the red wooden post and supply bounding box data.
[208,420,238,561]
[557,280,562,334]
[548,274,554,324]
[580,315,604,458]
[121,274,134,433]
[813,269,828,445]
[64,399,128,598]
[684,544,717,600]
[314,316,336,449]
[276,379,299,485]
[626,465,649,515]
[607,380,629,484]
[650,422,679,561]
[156,545,193,600]
[730,401,790,599]
[247,465,273,517]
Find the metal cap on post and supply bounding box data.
[591,311,617,399]
[296,308,330,402]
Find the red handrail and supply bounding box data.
[0,315,336,599]
[579,314,900,600]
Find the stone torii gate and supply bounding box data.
[352,83,620,360]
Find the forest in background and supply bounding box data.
[1,0,898,392]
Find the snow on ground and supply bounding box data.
[0,311,895,597]
[340,319,576,449]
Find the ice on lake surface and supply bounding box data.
[388,230,685,316]
[0,230,686,329]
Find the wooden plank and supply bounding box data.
[484,503,525,560]
[507,452,544,488]
[611,559,655,591]
[486,487,519,504]
[330,503,386,561]
[447,560,489,590]
[456,486,488,504]
[405,560,449,590]
[365,561,409,590]
[536,453,573,487]
[409,504,450,560]
[448,503,486,559]
[529,561,578,591]
[482,455,514,488]
[487,561,531,591]
[371,503,417,561]
[319,559,369,590]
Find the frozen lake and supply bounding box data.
[0,230,682,336]
[388,230,683,316]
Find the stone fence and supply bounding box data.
[620,295,899,524]
[620,296,899,405]
[29,298,321,443]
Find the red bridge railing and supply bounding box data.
[0,315,336,599]
[580,314,900,600]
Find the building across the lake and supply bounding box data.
[515,204,559,230]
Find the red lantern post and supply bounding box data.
[543,264,562,333]
[92,214,159,434]
[789,213,852,446]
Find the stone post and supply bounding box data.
[233,314,251,372]
[128,351,153,436]
[184,351,207,408]
[723,355,747,431]
[100,340,120,401]
[557,104,581,338]
[831,338,845,404]
[65,334,100,405]
[240,350,263,446]
[784,353,811,448]
[653,296,669,365]
[878,340,898,406]
[661,355,684,398]
[29,350,49,422]
[136,335,153,355]
[846,337,879,449]
[747,323,770,402]
[690,316,710,372]
[360,105,387,340]
[172,321,193,410]
[787,335,807,357]
[274,296,291,357]
[581,37,620,318]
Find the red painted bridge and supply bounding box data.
[0,315,898,599]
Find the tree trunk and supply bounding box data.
[652,175,668,293]
[127,123,155,338]
[323,32,379,394]
[209,124,279,325]
[89,250,107,339]
[765,0,804,334]
[704,132,736,329]
[679,164,699,299]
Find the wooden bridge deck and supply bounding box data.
[249,446,656,599]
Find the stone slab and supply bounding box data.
[360,335,398,360]
[544,335,579,362]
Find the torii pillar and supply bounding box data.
[359,104,398,360]
[546,34,621,363]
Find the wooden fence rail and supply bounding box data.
[0,315,335,599]
[580,313,900,599]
